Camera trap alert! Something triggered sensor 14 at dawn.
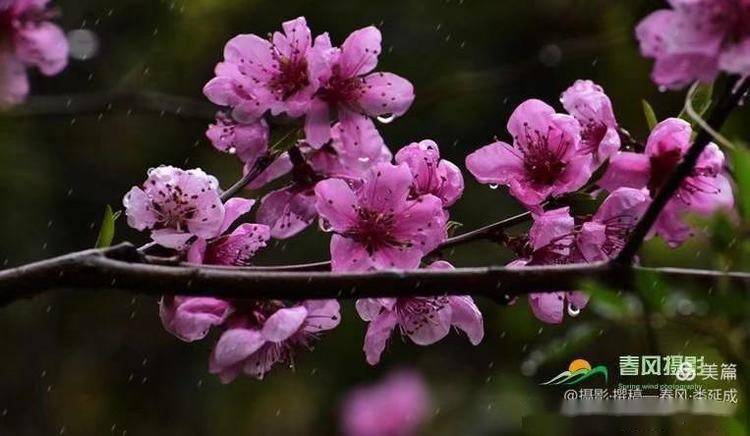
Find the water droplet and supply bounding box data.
[567,302,580,317]
[319,219,333,232]
[227,146,236,154]
[376,114,395,124]
[489,184,499,190]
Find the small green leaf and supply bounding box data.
[679,82,713,126]
[732,145,750,220]
[642,100,658,130]
[95,205,118,248]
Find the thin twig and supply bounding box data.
[617,76,750,264]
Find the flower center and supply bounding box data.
[347,207,401,253]
[396,297,448,335]
[151,183,201,230]
[269,56,309,100]
[318,68,362,107]
[517,124,570,187]
[581,121,608,155]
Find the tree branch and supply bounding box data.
[0,242,748,308]
[616,77,750,264]
[5,91,217,120]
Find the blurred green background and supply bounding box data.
[1,0,749,434]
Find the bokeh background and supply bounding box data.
[1,0,749,434]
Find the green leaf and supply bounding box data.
[642,100,658,130]
[732,145,750,220]
[679,82,713,126]
[95,205,118,248]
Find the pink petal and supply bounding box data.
[598,152,651,192]
[302,300,341,332]
[529,292,564,324]
[330,234,377,272]
[363,311,398,365]
[506,99,558,143]
[357,72,415,118]
[15,22,69,75]
[150,229,193,250]
[465,141,524,185]
[314,178,358,232]
[247,152,293,190]
[400,298,452,346]
[358,162,414,211]
[159,297,231,342]
[257,187,317,239]
[371,244,425,270]
[122,186,158,231]
[186,238,208,264]
[218,197,255,234]
[262,306,308,342]
[355,298,392,321]
[393,194,447,253]
[646,118,692,157]
[211,327,265,368]
[720,39,750,76]
[578,221,607,262]
[272,17,312,60]
[305,97,333,148]
[448,296,484,345]
[204,223,270,265]
[339,26,381,78]
[529,207,575,251]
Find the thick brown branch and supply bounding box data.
[0,243,748,308]
[617,77,750,263]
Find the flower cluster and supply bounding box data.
[636,0,750,89]
[466,80,734,322]
[119,15,739,382]
[0,0,68,107]
[466,80,617,211]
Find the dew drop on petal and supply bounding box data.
[489,184,499,190]
[567,302,580,317]
[376,114,396,124]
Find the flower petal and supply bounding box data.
[262,306,308,342]
[363,311,398,365]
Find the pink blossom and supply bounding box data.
[356,261,483,365]
[159,296,232,342]
[203,17,329,123]
[599,118,733,246]
[341,369,430,436]
[209,300,340,382]
[314,162,447,271]
[635,0,750,89]
[304,26,415,147]
[578,188,650,262]
[395,140,464,207]
[560,80,620,166]
[206,112,268,168]
[466,99,592,210]
[0,0,69,106]
[512,207,589,324]
[123,166,225,249]
[158,198,271,341]
[258,115,391,239]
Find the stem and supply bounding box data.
[616,77,750,264]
